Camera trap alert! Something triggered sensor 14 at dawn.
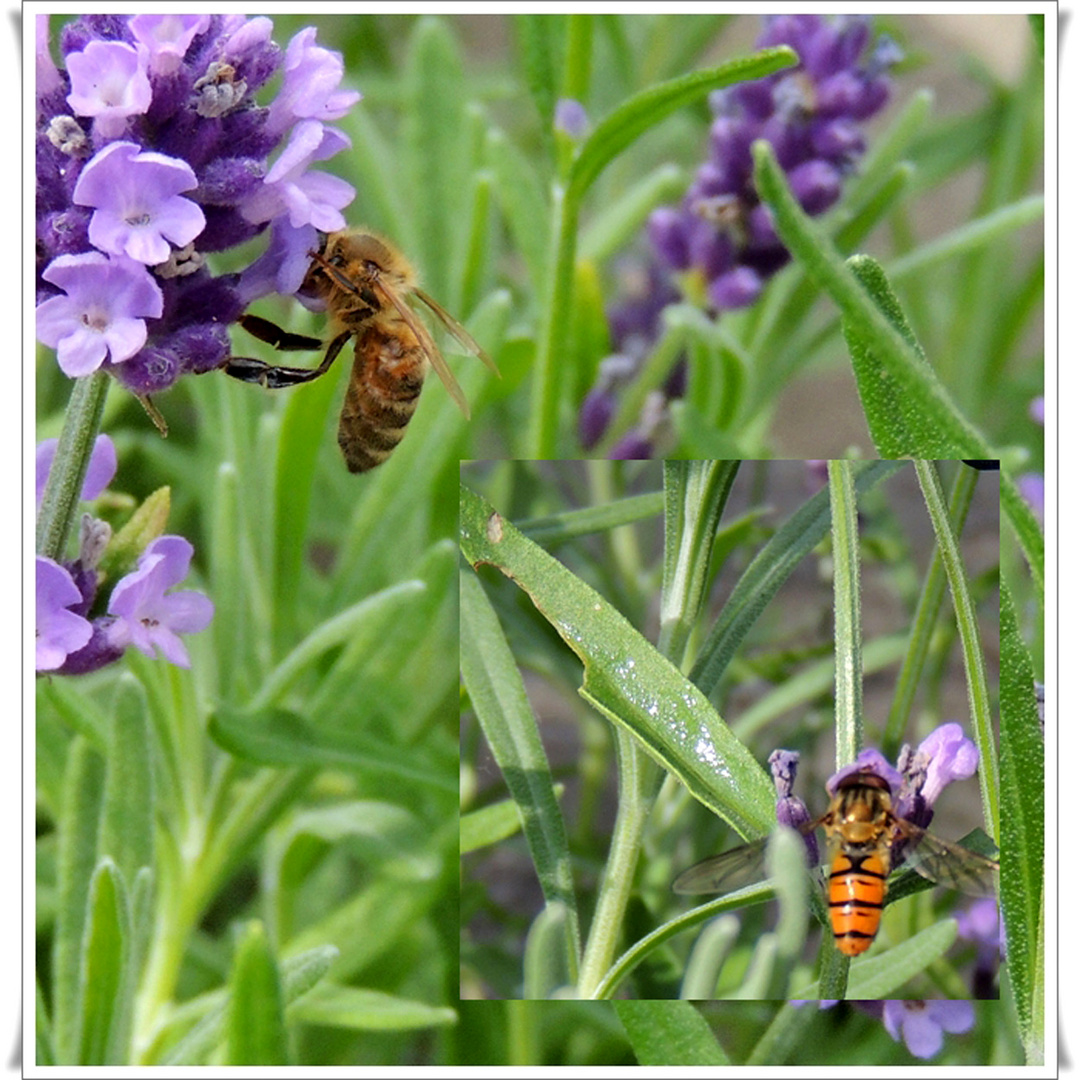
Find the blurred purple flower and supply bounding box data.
[36,433,117,507]
[882,1000,974,1058]
[579,14,900,455]
[555,97,589,140]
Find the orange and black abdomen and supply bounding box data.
[338,323,427,473]
[828,849,888,956]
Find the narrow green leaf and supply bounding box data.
[660,461,740,664]
[828,460,863,765]
[100,675,154,886]
[486,127,552,295]
[403,16,469,301]
[523,901,575,998]
[767,827,809,998]
[568,46,797,202]
[209,706,454,792]
[154,945,340,1065]
[514,13,567,135]
[249,580,426,712]
[225,922,288,1065]
[998,579,1043,1049]
[753,141,1043,593]
[914,461,999,842]
[844,255,950,458]
[614,1001,729,1065]
[290,985,456,1031]
[460,483,775,840]
[689,460,904,698]
[460,570,581,969]
[518,491,665,544]
[52,738,105,1064]
[792,919,959,1000]
[578,163,686,261]
[679,914,740,1000]
[75,860,129,1065]
[460,796,526,854]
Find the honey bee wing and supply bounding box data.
[671,836,771,896]
[891,820,999,896]
[413,288,501,376]
[372,279,471,419]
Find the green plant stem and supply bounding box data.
[576,729,659,998]
[36,371,110,559]
[828,460,862,767]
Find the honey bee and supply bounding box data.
[672,767,999,957]
[223,229,499,473]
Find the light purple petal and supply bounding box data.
[129,14,210,74]
[36,557,93,670]
[929,1000,974,1034]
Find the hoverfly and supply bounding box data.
[673,767,999,956]
[223,229,499,473]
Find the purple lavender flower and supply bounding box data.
[36,556,93,671]
[107,536,214,667]
[768,748,818,867]
[36,253,164,377]
[580,15,900,456]
[882,1000,974,1058]
[650,15,897,312]
[73,141,206,264]
[956,895,1000,997]
[893,722,979,832]
[37,433,117,507]
[36,15,360,399]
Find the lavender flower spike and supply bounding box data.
[882,1000,975,1059]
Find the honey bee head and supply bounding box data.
[322,229,414,291]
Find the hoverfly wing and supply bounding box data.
[671,836,771,896]
[892,821,999,896]
[413,288,501,376]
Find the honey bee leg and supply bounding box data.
[238,313,323,352]
[222,330,351,389]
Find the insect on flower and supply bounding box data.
[222,229,499,472]
[673,764,999,956]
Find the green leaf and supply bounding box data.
[753,141,1044,594]
[578,163,686,262]
[614,1001,729,1065]
[403,16,470,301]
[209,705,454,793]
[689,461,904,698]
[53,739,105,1064]
[843,255,950,458]
[225,922,288,1065]
[999,579,1043,1050]
[99,486,170,581]
[914,461,999,841]
[519,491,665,544]
[486,126,552,295]
[460,569,581,969]
[514,13,567,136]
[659,461,740,664]
[460,482,775,840]
[460,796,526,854]
[290,984,456,1031]
[158,945,339,1065]
[524,901,576,998]
[75,860,129,1065]
[568,46,797,202]
[100,675,154,887]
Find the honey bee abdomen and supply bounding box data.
[337,326,427,473]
